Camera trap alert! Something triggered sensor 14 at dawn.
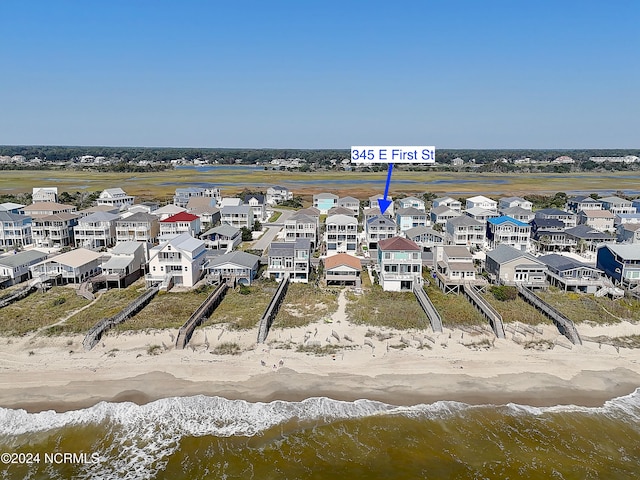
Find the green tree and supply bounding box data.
[240,227,252,241]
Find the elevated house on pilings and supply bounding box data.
[433,245,486,294]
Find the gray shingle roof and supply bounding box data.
[486,244,541,265]
[0,250,48,268]
[208,251,260,269]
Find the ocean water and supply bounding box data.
[1,391,639,479]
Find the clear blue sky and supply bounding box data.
[0,0,638,149]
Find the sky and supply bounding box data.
[0,0,638,149]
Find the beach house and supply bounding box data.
[206,251,260,285]
[485,244,546,287]
[325,214,358,256]
[377,236,422,291]
[324,253,361,287]
[267,238,311,283]
[0,212,32,249]
[96,188,135,209]
[73,211,120,250]
[146,233,207,288]
[0,250,48,287]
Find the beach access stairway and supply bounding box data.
[257,274,290,343]
[0,284,36,309]
[77,280,95,301]
[516,284,582,345]
[462,282,506,339]
[414,285,443,333]
[175,281,228,349]
[83,286,159,350]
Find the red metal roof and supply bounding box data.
[160,212,200,223]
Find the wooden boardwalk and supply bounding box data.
[516,284,582,345]
[257,274,290,343]
[462,282,506,339]
[413,285,443,333]
[175,281,228,349]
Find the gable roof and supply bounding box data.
[160,212,200,223]
[110,241,145,255]
[396,207,426,216]
[535,208,573,217]
[467,195,495,203]
[0,211,28,222]
[42,248,103,268]
[203,224,240,237]
[163,232,204,253]
[565,225,613,240]
[338,196,359,203]
[296,207,320,217]
[449,215,484,227]
[208,251,260,269]
[378,236,420,251]
[118,212,157,223]
[24,202,75,212]
[538,253,599,272]
[324,253,361,271]
[328,206,357,216]
[431,205,458,216]
[603,244,640,260]
[79,211,120,223]
[501,206,534,216]
[326,214,357,224]
[0,250,48,268]
[581,209,615,218]
[404,226,444,238]
[367,215,396,227]
[486,244,542,265]
[488,216,530,227]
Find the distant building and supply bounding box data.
[446,215,486,249]
[499,206,535,223]
[173,187,221,208]
[283,213,318,248]
[397,196,425,212]
[432,197,462,212]
[578,209,615,232]
[325,214,358,256]
[617,223,640,244]
[403,226,445,251]
[73,211,120,250]
[31,213,79,248]
[115,212,159,244]
[395,207,429,232]
[365,215,397,251]
[499,197,532,211]
[312,193,338,214]
[337,196,360,215]
[534,208,577,228]
[32,187,58,203]
[486,216,531,251]
[464,207,499,223]
[159,212,201,238]
[465,195,497,212]
[266,186,293,205]
[589,155,639,164]
[96,188,135,209]
[23,202,76,217]
[369,194,394,216]
[430,206,461,226]
[567,195,603,213]
[600,196,636,215]
[201,224,242,252]
[220,205,252,229]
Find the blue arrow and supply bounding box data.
[377,163,394,214]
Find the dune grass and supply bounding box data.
[345,284,428,330]
[481,292,551,325]
[423,277,486,327]
[0,286,89,335]
[271,283,339,329]
[113,284,215,332]
[209,280,274,330]
[538,289,640,325]
[51,280,147,334]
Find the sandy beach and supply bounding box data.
[2,303,640,413]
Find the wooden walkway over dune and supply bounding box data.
[462,282,506,339]
[175,281,228,349]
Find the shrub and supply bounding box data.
[213,342,241,355]
[490,285,517,301]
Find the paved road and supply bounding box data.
[252,209,294,251]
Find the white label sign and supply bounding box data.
[351,146,435,164]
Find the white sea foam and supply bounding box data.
[0,389,638,480]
